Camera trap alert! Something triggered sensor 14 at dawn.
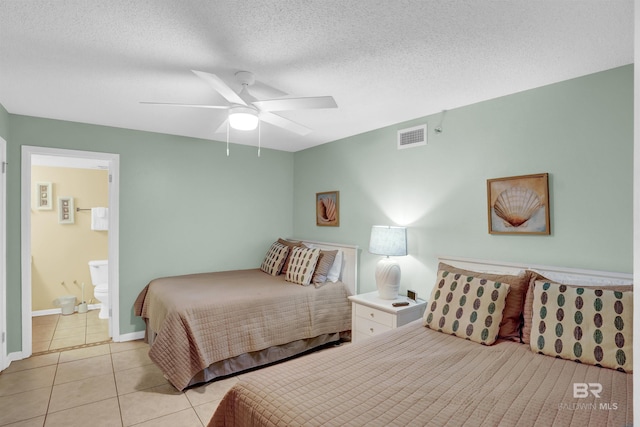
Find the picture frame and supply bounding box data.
[316,191,339,227]
[35,182,53,210]
[58,197,75,224]
[487,173,550,235]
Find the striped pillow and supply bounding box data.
[286,247,321,285]
[312,250,338,284]
[260,242,289,276]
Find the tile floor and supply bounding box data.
[32,310,110,354]
[0,340,234,426]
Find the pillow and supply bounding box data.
[326,250,343,282]
[438,263,529,342]
[277,238,305,274]
[286,247,321,285]
[312,250,338,284]
[260,242,289,276]
[423,269,511,345]
[521,271,633,344]
[529,280,633,372]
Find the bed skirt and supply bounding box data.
[145,320,350,388]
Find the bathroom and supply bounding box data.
[31,157,110,353]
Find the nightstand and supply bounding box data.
[348,291,427,342]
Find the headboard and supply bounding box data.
[438,255,633,287]
[297,239,359,295]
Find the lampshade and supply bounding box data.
[369,225,407,256]
[228,106,259,131]
[369,225,408,300]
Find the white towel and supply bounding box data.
[91,207,109,231]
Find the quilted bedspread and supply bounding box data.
[134,268,352,391]
[209,321,633,427]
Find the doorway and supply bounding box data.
[21,146,120,358]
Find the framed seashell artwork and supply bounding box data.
[487,173,550,235]
[35,181,53,210]
[316,191,339,227]
[58,196,75,224]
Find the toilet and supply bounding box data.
[88,260,109,319]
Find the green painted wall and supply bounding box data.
[5,116,294,352]
[2,65,633,354]
[293,65,633,299]
[0,103,8,140]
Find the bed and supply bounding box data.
[209,256,633,427]
[134,239,358,391]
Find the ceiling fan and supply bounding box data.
[142,70,337,135]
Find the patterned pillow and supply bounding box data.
[312,250,338,284]
[260,242,289,276]
[438,263,530,342]
[286,247,321,285]
[423,270,511,345]
[530,280,633,373]
[522,274,633,345]
[277,238,305,274]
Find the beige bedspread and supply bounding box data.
[134,269,352,391]
[210,320,633,427]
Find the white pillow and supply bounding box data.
[326,250,343,282]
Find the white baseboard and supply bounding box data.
[115,330,145,342]
[32,304,101,317]
[3,351,26,370]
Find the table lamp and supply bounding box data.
[369,225,407,299]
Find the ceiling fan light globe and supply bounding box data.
[229,107,259,131]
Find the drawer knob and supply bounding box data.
[369,328,374,333]
[369,312,374,318]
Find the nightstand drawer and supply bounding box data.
[355,315,393,338]
[349,292,427,343]
[355,304,394,327]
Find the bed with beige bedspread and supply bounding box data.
[134,240,357,391]
[210,321,632,426]
[134,268,352,391]
[209,257,633,426]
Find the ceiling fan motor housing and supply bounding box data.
[235,71,255,86]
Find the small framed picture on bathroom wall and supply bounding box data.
[58,197,75,224]
[36,182,53,210]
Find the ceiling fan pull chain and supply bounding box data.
[258,120,261,157]
[226,121,230,156]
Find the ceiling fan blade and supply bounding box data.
[214,119,228,134]
[140,101,229,109]
[250,80,288,99]
[259,111,313,135]
[192,70,247,106]
[253,96,337,112]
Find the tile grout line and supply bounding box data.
[109,344,126,426]
[33,311,111,356]
[41,351,61,427]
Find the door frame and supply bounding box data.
[0,137,6,370]
[21,146,120,357]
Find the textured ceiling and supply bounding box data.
[0,1,634,152]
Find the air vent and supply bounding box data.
[397,124,427,150]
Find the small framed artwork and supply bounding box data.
[58,197,75,224]
[36,182,53,210]
[487,173,550,235]
[316,191,339,227]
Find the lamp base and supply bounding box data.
[375,257,401,299]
